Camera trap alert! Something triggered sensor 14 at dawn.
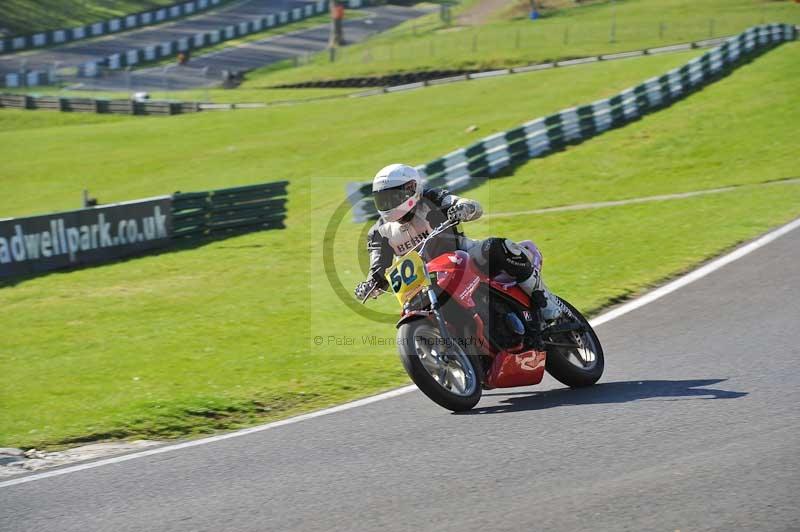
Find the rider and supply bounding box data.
[354,163,565,322]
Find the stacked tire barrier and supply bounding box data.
[0,93,201,115]
[172,181,289,241]
[0,0,228,55]
[346,23,797,222]
[2,0,367,89]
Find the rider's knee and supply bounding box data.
[478,237,533,281]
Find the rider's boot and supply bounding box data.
[475,237,568,323]
[518,273,567,323]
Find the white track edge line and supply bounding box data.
[591,216,800,327]
[3,215,800,489]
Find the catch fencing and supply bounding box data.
[0,0,228,55]
[0,93,201,116]
[0,180,288,279]
[346,23,797,222]
[2,0,367,89]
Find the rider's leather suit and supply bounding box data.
[366,188,536,293]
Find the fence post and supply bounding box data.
[19,59,28,87]
[610,0,617,43]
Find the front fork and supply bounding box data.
[426,287,453,347]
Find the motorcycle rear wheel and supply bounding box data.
[544,297,604,388]
[397,320,483,412]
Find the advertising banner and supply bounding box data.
[0,197,172,279]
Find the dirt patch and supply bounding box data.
[0,441,161,479]
[458,0,515,26]
[472,0,608,23]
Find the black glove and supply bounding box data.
[355,279,378,301]
[447,202,475,222]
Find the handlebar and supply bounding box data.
[418,219,459,258]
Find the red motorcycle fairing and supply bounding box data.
[427,251,530,309]
[419,250,547,389]
[472,315,546,389]
[486,350,547,389]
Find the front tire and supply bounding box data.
[544,297,604,388]
[397,320,482,412]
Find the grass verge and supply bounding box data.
[243,0,800,85]
[0,43,797,449]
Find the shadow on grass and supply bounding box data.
[0,225,282,290]
[457,378,746,415]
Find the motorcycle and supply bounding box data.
[362,220,604,411]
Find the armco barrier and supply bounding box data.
[1,0,228,55]
[0,93,202,116]
[172,181,289,241]
[346,23,797,222]
[303,36,733,90]
[2,0,367,89]
[0,181,288,280]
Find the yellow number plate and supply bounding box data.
[385,250,430,305]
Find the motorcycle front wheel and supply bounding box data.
[397,320,482,412]
[544,297,605,388]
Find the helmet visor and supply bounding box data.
[373,181,416,212]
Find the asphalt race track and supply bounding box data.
[72,5,425,91]
[1,222,799,531]
[0,0,321,76]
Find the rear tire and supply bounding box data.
[397,320,482,412]
[544,297,604,388]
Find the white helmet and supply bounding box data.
[372,164,424,222]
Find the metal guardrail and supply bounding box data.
[0,93,202,115]
[199,102,267,110]
[346,23,797,222]
[1,0,370,89]
[341,35,751,95]
[0,0,228,55]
